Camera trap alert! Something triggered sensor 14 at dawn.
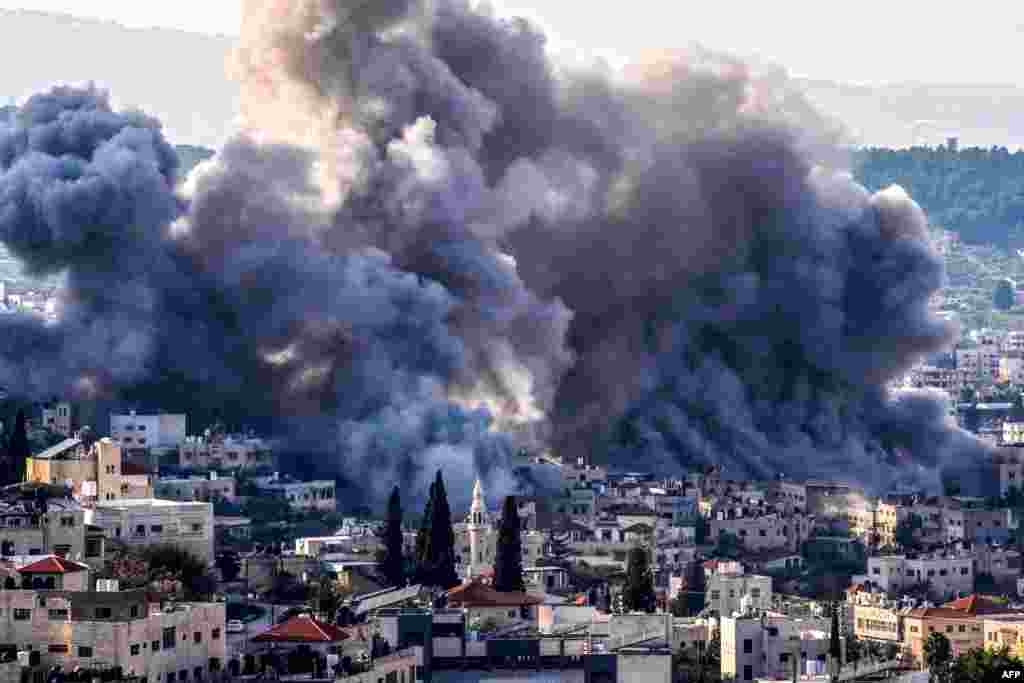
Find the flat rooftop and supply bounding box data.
[94,498,210,510]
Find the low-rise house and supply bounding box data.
[446,580,545,629]
[213,517,251,544]
[250,614,349,656]
[903,594,1016,666]
[85,499,214,565]
[252,473,335,512]
[178,433,273,470]
[155,473,237,503]
[709,512,810,553]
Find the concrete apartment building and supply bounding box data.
[110,412,187,455]
[852,603,902,644]
[0,487,104,565]
[178,434,273,470]
[85,499,214,565]
[706,574,772,616]
[720,614,829,682]
[252,474,335,512]
[867,554,973,599]
[26,438,153,504]
[154,473,237,503]
[709,512,810,553]
[0,586,225,680]
[40,402,73,437]
[944,505,1010,544]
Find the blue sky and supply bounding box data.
[2,0,1023,86]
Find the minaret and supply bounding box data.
[467,479,488,580]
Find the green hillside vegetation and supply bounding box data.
[854,146,1024,248]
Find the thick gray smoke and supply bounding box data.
[0,0,989,507]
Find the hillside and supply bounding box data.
[853,147,1024,248]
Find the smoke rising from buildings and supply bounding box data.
[0,0,990,507]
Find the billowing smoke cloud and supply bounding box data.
[0,0,989,508]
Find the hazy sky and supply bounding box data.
[3,0,1024,86]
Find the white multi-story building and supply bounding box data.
[85,499,214,565]
[110,412,187,453]
[867,553,973,598]
[706,574,772,616]
[720,614,829,682]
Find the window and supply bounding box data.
[167,674,175,683]
[910,625,919,633]
[194,632,202,644]
[53,544,71,558]
[13,609,30,621]
[743,638,753,654]
[131,605,139,618]
[959,625,966,633]
[180,671,188,681]
[163,627,176,649]
[750,588,761,598]
[95,607,112,619]
[60,517,74,527]
[872,567,881,574]
[946,626,954,633]
[48,644,69,654]
[131,644,141,656]
[191,524,201,533]
[743,664,753,681]
[48,609,68,620]
[151,525,163,533]
[135,525,146,536]
[212,628,221,640]
[78,647,93,658]
[961,567,969,575]
[194,668,202,681]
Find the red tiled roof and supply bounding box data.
[906,594,1012,619]
[252,615,349,643]
[446,580,545,607]
[17,556,87,574]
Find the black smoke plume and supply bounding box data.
[0,1,989,507]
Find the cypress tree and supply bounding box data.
[829,602,842,675]
[9,409,29,484]
[622,546,656,613]
[493,496,524,593]
[429,471,458,588]
[415,481,435,583]
[685,558,706,616]
[381,486,405,588]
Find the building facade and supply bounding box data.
[85,499,214,565]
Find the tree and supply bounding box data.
[994,279,1016,311]
[429,471,459,588]
[715,531,743,560]
[950,646,1024,682]
[685,558,706,616]
[694,514,710,545]
[829,603,842,673]
[380,486,405,588]
[923,631,952,683]
[415,480,435,582]
[622,546,656,613]
[215,553,241,582]
[9,409,29,484]
[140,545,216,599]
[243,495,291,524]
[493,495,525,593]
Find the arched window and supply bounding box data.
[31,577,43,589]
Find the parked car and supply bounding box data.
[227,620,246,633]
